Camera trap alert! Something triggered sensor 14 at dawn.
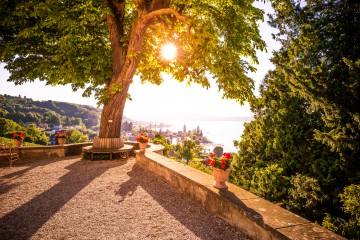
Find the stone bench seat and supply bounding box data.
[82,144,133,160]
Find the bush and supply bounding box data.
[322,184,360,239]
[250,164,289,203]
[287,174,328,221]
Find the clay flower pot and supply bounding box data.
[139,142,147,152]
[14,138,23,147]
[212,167,231,189]
[57,138,66,146]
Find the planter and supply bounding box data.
[14,138,23,147]
[57,138,66,146]
[138,142,148,152]
[212,167,231,189]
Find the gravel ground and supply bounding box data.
[0,156,249,240]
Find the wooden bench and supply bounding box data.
[82,144,133,160]
[0,143,20,167]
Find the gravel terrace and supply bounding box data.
[0,156,249,240]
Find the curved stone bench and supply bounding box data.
[82,144,133,160]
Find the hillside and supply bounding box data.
[0,94,102,128]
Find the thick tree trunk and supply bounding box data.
[93,88,127,149]
[94,1,173,149]
[95,17,146,149]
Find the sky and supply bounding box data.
[0,2,279,122]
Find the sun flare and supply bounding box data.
[161,43,177,61]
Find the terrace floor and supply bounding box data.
[0,156,249,240]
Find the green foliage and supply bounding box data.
[175,140,198,164]
[232,1,359,238]
[188,161,213,175]
[0,0,265,105]
[0,137,41,146]
[0,94,100,128]
[0,117,23,137]
[322,184,360,239]
[67,129,88,143]
[152,133,171,156]
[270,0,360,167]
[250,164,289,203]
[340,184,360,225]
[25,124,48,145]
[287,174,328,221]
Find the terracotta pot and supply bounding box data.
[138,142,147,152]
[212,167,231,189]
[57,138,66,146]
[14,138,23,147]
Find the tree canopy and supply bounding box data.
[1,0,266,141]
[1,0,265,103]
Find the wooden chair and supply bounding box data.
[0,143,20,167]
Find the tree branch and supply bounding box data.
[144,8,188,23]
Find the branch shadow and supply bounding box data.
[0,158,126,240]
[0,157,73,195]
[116,164,251,239]
[218,188,264,223]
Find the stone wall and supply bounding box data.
[18,142,92,160]
[135,146,345,240]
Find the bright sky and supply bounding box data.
[0,2,279,122]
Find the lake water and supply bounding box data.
[161,120,248,153]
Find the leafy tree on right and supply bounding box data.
[231,0,359,238]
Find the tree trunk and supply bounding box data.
[94,2,172,149]
[93,10,147,149]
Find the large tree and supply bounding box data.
[0,0,265,148]
[232,0,360,238]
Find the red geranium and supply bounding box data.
[55,131,69,139]
[206,152,232,170]
[12,131,26,140]
[136,133,149,143]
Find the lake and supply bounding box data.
[160,120,248,153]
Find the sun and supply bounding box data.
[161,43,177,61]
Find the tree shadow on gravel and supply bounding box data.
[0,157,73,195]
[116,163,250,240]
[0,158,127,240]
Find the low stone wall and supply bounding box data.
[17,141,144,160]
[18,142,93,160]
[135,147,345,240]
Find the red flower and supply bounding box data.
[55,132,69,138]
[12,131,26,139]
[207,152,232,170]
[136,133,149,143]
[223,153,231,160]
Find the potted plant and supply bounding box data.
[55,131,69,146]
[206,152,232,189]
[136,133,149,152]
[12,131,26,147]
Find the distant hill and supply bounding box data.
[0,94,102,128]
